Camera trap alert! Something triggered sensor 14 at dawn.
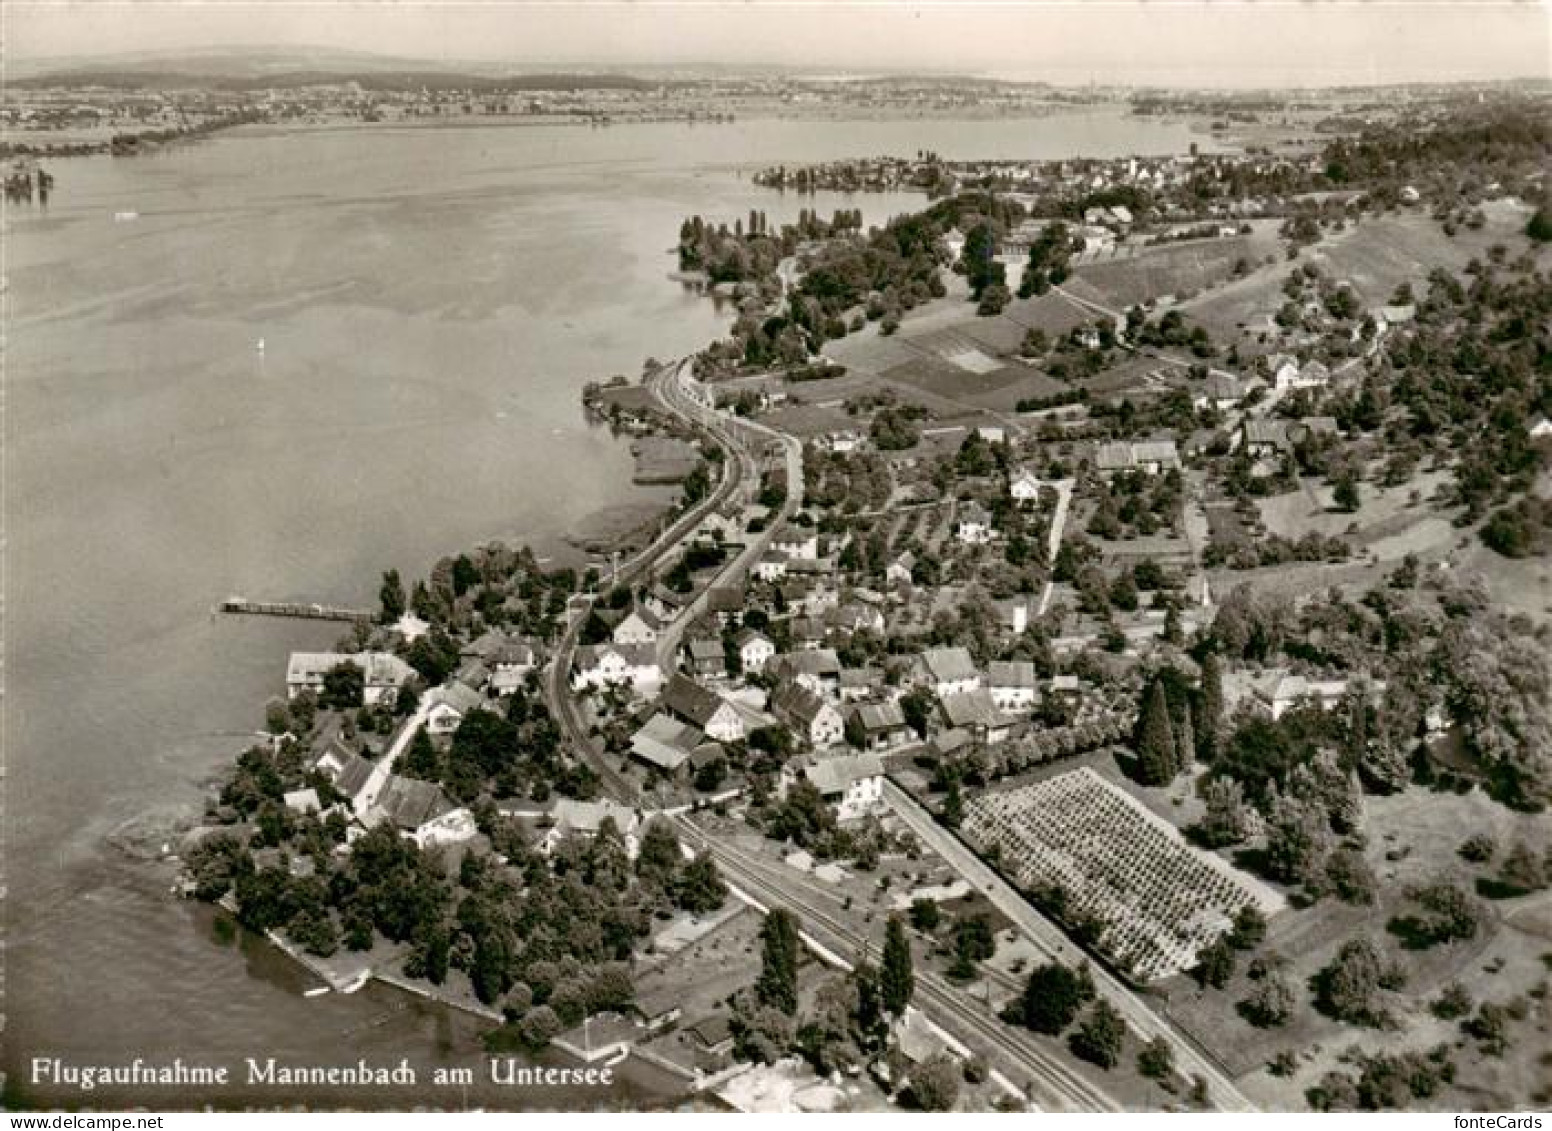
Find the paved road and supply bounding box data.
[355,697,433,818]
[881,778,1257,1113]
[543,358,803,801]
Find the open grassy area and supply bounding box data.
[1153,779,1552,1110]
[1254,469,1459,561]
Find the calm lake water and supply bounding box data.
[2,109,1214,1108]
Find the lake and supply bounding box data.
[2,108,1213,1107]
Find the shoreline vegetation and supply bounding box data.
[67,82,1552,1113]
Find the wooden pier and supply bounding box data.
[218,596,375,624]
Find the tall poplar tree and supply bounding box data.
[1135,679,1178,786]
[756,908,800,1015]
[880,915,915,1017]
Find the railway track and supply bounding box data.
[675,820,1121,1113]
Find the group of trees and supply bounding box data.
[1130,657,1223,787]
[1015,221,1075,298]
[737,908,974,1108]
[403,689,584,804]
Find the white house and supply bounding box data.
[1272,355,1330,392]
[772,682,846,750]
[571,643,662,696]
[1009,467,1044,503]
[822,430,863,455]
[754,554,789,583]
[661,672,746,744]
[986,660,1039,712]
[486,640,537,696]
[736,629,776,673]
[286,651,416,706]
[804,753,885,820]
[771,526,820,560]
[915,646,982,698]
[885,551,916,586]
[1093,440,1180,477]
[955,503,994,545]
[1529,413,1552,440]
[424,682,486,736]
[612,605,663,647]
[541,799,642,859]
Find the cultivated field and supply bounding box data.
[963,767,1282,982]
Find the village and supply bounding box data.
[180,88,1552,1114]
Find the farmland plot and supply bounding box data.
[963,767,1282,982]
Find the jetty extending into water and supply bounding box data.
[218,596,374,624]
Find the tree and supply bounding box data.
[1395,880,1485,947]
[1263,788,1333,889]
[1526,203,1552,244]
[379,569,406,623]
[1069,998,1125,1069]
[1009,962,1093,1035]
[1193,936,1236,989]
[1197,652,1225,762]
[1133,679,1178,786]
[401,726,440,781]
[942,778,964,829]
[1332,471,1360,513]
[1325,848,1377,905]
[950,914,996,979]
[1315,938,1398,1026]
[880,916,915,1017]
[1230,904,1268,951]
[908,1052,961,1111]
[1137,1036,1175,1080]
[635,817,683,895]
[1196,777,1251,847]
[319,661,365,711]
[757,908,800,1015]
[1240,972,1295,1028]
[977,283,1011,316]
[518,1004,562,1051]
[676,850,728,915]
[909,898,941,932]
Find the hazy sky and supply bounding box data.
[5,2,1549,86]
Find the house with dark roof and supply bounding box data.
[313,742,377,810]
[612,605,664,647]
[685,637,728,680]
[706,585,747,625]
[1242,419,1290,457]
[771,681,845,750]
[661,673,746,743]
[940,688,1014,745]
[837,666,883,703]
[774,648,842,695]
[986,660,1038,712]
[848,700,912,752]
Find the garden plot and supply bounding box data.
[963,767,1282,982]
